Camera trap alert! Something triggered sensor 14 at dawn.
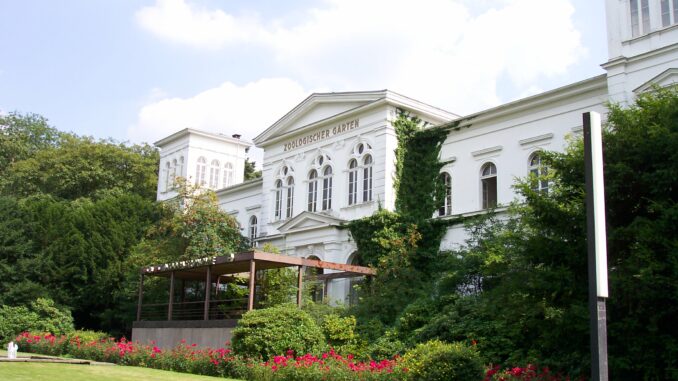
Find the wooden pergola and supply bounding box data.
[136,250,374,321]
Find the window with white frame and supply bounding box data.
[249,215,258,244]
[178,156,184,182]
[528,152,549,194]
[438,172,452,216]
[164,162,171,191]
[630,0,651,37]
[195,157,207,186]
[224,162,234,187]
[362,154,373,202]
[481,162,497,209]
[348,159,358,205]
[322,166,333,210]
[308,170,318,212]
[274,179,283,220]
[661,0,678,27]
[170,159,178,189]
[209,159,220,188]
[286,177,295,218]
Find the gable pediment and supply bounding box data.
[634,68,678,94]
[253,91,388,147]
[277,211,346,234]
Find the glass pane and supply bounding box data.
[662,0,671,27]
[641,0,650,34]
[631,0,640,36]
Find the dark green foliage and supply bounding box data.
[0,298,74,343]
[0,112,64,176]
[231,304,326,360]
[400,340,484,381]
[244,158,262,180]
[366,331,406,360]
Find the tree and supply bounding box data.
[1,135,159,200]
[244,158,261,180]
[0,112,64,176]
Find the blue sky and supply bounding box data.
[0,0,607,158]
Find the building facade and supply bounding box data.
[154,0,678,303]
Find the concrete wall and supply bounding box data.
[132,320,236,349]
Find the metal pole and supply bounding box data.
[248,260,256,311]
[583,111,609,381]
[136,273,144,321]
[168,271,175,321]
[204,266,211,320]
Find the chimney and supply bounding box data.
[232,134,241,139]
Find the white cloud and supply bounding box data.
[127,77,307,147]
[136,0,584,114]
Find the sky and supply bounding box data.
[0,0,608,165]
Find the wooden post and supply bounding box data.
[297,266,304,307]
[248,260,256,311]
[323,279,329,300]
[136,273,144,321]
[168,271,175,321]
[204,266,211,320]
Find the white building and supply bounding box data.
[154,0,678,303]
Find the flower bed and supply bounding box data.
[14,332,403,380]
[484,364,586,381]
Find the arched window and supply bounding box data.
[209,159,220,188]
[322,166,333,210]
[164,161,172,192]
[528,152,549,193]
[224,162,234,187]
[178,156,184,181]
[286,177,295,218]
[362,155,373,202]
[249,216,258,245]
[196,157,207,186]
[348,159,358,205]
[307,170,318,212]
[439,172,452,216]
[481,163,497,209]
[274,180,283,220]
[170,159,178,189]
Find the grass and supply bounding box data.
[0,362,242,381]
[0,350,242,381]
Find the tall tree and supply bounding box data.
[0,112,64,175]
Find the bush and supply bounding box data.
[367,331,407,360]
[231,304,326,360]
[401,340,484,381]
[67,329,109,344]
[0,298,73,344]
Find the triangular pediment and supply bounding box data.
[277,211,347,234]
[253,91,388,146]
[634,68,678,94]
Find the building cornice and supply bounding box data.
[154,128,253,148]
[215,177,263,197]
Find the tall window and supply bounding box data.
[348,159,358,205]
[209,159,220,188]
[274,180,283,220]
[308,170,318,212]
[196,157,207,186]
[164,162,171,191]
[481,163,497,209]
[438,172,452,216]
[630,0,651,37]
[322,166,333,210]
[223,162,234,187]
[170,159,178,189]
[249,216,258,244]
[661,0,678,27]
[529,152,549,194]
[286,177,295,218]
[178,156,184,181]
[362,155,373,202]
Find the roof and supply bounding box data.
[141,250,375,281]
[154,128,253,148]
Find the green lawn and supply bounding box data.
[0,350,241,381]
[0,362,242,381]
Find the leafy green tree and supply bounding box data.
[244,158,261,180]
[0,112,64,175]
[1,136,159,200]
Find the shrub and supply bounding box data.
[67,329,109,344]
[400,340,484,381]
[0,298,73,343]
[231,304,325,360]
[367,331,407,360]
